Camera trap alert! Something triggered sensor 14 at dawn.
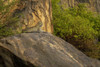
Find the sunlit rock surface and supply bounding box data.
[0,32,100,67]
[3,0,53,33]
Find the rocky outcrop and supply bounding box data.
[3,0,53,33]
[0,32,100,67]
[96,0,100,13]
[60,0,100,13]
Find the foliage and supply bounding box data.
[52,0,100,59]
[52,2,98,40]
[0,0,21,38]
[85,42,100,59]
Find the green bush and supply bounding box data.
[52,0,100,59]
[52,2,98,40]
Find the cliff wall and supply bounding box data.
[60,0,100,13]
[3,0,53,33]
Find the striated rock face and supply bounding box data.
[96,0,100,13]
[0,32,100,67]
[5,0,53,33]
[60,0,100,13]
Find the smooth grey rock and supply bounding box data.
[0,32,100,67]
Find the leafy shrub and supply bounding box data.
[52,2,98,40]
[52,0,100,59]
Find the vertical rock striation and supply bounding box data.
[96,0,100,13]
[20,0,53,33]
[4,0,53,33]
[60,0,100,14]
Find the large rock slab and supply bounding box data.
[0,32,100,67]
